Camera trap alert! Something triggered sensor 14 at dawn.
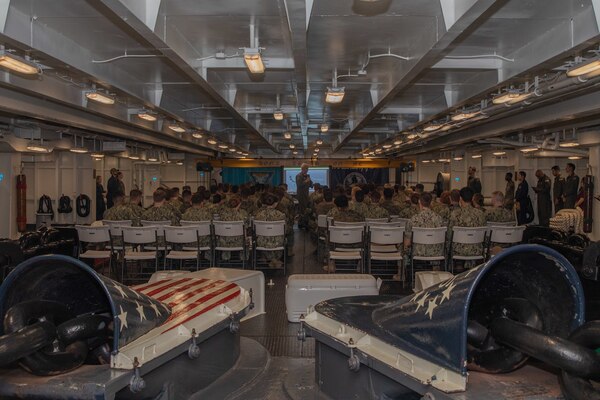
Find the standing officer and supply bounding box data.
[467,167,482,194]
[295,163,313,228]
[563,163,580,209]
[551,165,565,213]
[533,169,552,226]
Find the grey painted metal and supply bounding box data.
[334,0,506,152]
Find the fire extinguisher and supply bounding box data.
[583,175,594,233]
[16,175,26,232]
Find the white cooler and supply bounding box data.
[285,274,380,322]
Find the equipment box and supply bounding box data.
[285,274,379,322]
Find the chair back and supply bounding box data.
[317,214,329,228]
[486,221,516,227]
[452,227,488,245]
[328,226,364,245]
[365,218,389,226]
[369,225,405,245]
[76,225,110,243]
[412,227,447,245]
[164,226,200,244]
[490,226,526,244]
[108,225,125,237]
[180,220,211,237]
[213,221,245,237]
[333,221,365,228]
[141,220,171,227]
[122,226,158,244]
[102,220,132,227]
[254,220,285,237]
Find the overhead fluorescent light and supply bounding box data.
[493,151,506,156]
[192,131,203,139]
[325,87,345,104]
[218,144,228,149]
[129,155,140,160]
[422,160,430,163]
[289,144,296,149]
[383,144,392,149]
[292,151,298,155]
[314,148,320,152]
[441,125,453,132]
[284,132,292,140]
[168,123,186,133]
[147,156,158,162]
[208,139,218,145]
[453,157,463,161]
[471,154,482,159]
[243,48,265,74]
[423,123,443,132]
[520,147,539,153]
[320,124,329,133]
[438,158,451,163]
[237,151,243,154]
[26,142,51,153]
[0,51,40,75]
[451,111,479,122]
[90,152,104,158]
[393,139,402,145]
[407,134,418,140]
[316,139,324,145]
[567,59,600,77]
[273,110,284,120]
[568,156,583,160]
[492,91,531,105]
[559,142,579,148]
[137,110,158,122]
[70,147,88,154]
[229,148,237,152]
[176,161,183,166]
[86,90,115,105]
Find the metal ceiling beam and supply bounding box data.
[0,83,212,155]
[93,0,278,153]
[333,0,507,152]
[402,89,600,156]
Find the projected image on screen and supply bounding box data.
[284,167,329,193]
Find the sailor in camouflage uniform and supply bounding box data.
[239,187,258,216]
[364,191,390,220]
[141,190,179,225]
[448,187,486,258]
[216,197,249,261]
[181,192,213,250]
[310,189,336,234]
[438,189,460,222]
[327,195,365,222]
[405,192,446,258]
[398,193,421,219]
[380,188,404,216]
[349,190,370,218]
[254,193,286,268]
[485,191,515,223]
[103,191,129,221]
[165,188,183,220]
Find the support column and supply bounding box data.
[588,145,600,241]
[0,152,22,239]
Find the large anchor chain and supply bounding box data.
[467,297,600,400]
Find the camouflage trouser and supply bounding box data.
[218,236,245,260]
[452,243,483,257]
[257,235,284,260]
[183,237,212,260]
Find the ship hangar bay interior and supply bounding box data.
[1,1,600,399]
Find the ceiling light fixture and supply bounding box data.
[453,156,463,161]
[70,147,88,154]
[314,148,320,152]
[284,132,292,140]
[492,90,531,105]
[383,144,392,149]
[129,154,140,160]
[394,139,402,145]
[320,124,329,133]
[422,160,430,163]
[451,111,479,122]
[90,152,104,158]
[229,148,237,152]
[208,139,218,145]
[192,131,203,139]
[407,134,418,140]
[326,87,345,104]
[0,50,40,75]
[316,139,324,145]
[218,144,228,149]
[289,144,296,149]
[85,90,115,105]
[243,48,265,74]
[137,110,158,122]
[423,123,443,132]
[493,151,506,156]
[520,147,539,153]
[471,154,482,159]
[292,151,298,155]
[568,156,583,160]
[26,141,51,153]
[168,123,186,133]
[147,155,158,162]
[559,142,580,148]
[273,109,284,120]
[567,58,600,77]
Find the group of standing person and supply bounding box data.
[95,168,126,220]
[505,163,580,226]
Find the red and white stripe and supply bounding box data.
[131,278,241,333]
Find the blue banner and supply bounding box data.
[221,167,282,186]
